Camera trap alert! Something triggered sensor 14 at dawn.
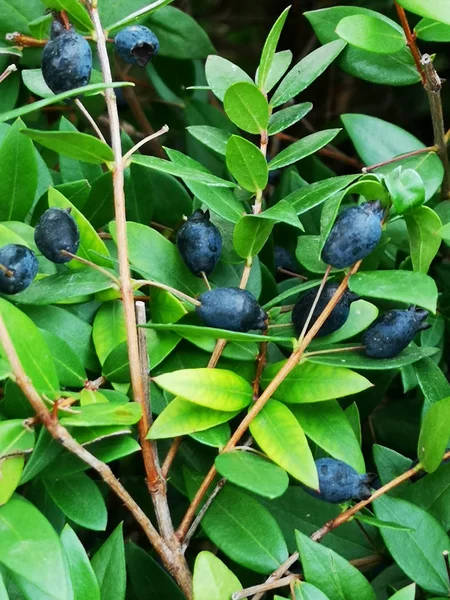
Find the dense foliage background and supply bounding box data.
[0,1,450,600]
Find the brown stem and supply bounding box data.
[74,99,107,143]
[234,574,300,600]
[252,335,268,401]
[122,125,169,164]
[5,33,47,47]
[59,250,120,285]
[304,345,365,358]
[208,339,228,368]
[161,436,183,479]
[421,54,450,198]
[394,2,426,84]
[362,146,437,173]
[134,279,201,307]
[277,267,308,281]
[177,261,362,541]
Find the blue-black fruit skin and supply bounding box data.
[177,210,222,277]
[0,244,38,295]
[274,246,299,275]
[114,25,160,67]
[292,282,359,337]
[197,287,267,332]
[303,458,373,504]
[363,306,429,359]
[34,208,80,264]
[42,24,92,95]
[321,201,384,269]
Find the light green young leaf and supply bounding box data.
[405,206,442,274]
[397,0,450,26]
[226,135,268,192]
[386,166,426,214]
[336,15,405,54]
[224,82,269,134]
[61,524,101,600]
[256,50,293,93]
[205,56,253,102]
[41,0,92,31]
[418,396,450,473]
[193,551,242,600]
[257,6,291,92]
[415,18,450,41]
[186,125,231,156]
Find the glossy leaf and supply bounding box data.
[402,463,450,530]
[261,361,372,403]
[418,396,450,472]
[105,0,174,34]
[205,56,253,101]
[0,420,35,459]
[268,103,313,136]
[268,129,341,170]
[250,400,318,488]
[293,582,331,600]
[336,15,405,54]
[193,551,242,600]
[187,125,231,156]
[311,300,379,346]
[41,0,92,31]
[224,82,269,134]
[0,457,24,505]
[307,346,438,370]
[256,50,293,93]
[389,584,416,600]
[91,524,126,600]
[257,6,291,92]
[291,401,365,472]
[215,451,289,498]
[374,494,450,596]
[349,270,438,313]
[41,330,86,387]
[233,217,273,259]
[61,524,101,600]
[386,166,426,214]
[271,40,346,107]
[284,174,360,215]
[60,403,142,427]
[415,18,450,41]
[226,135,268,192]
[405,207,442,274]
[148,398,239,439]
[143,322,293,344]
[397,0,450,26]
[296,530,376,600]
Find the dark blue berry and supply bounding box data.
[114,25,160,67]
[34,208,80,264]
[303,458,374,504]
[292,283,359,338]
[363,306,429,359]
[321,201,384,269]
[0,245,38,295]
[274,246,299,275]
[197,288,267,332]
[177,209,222,277]
[42,22,92,95]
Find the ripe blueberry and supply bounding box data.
[274,246,299,275]
[42,20,92,95]
[197,288,267,332]
[34,208,80,264]
[303,458,374,504]
[177,210,222,277]
[114,25,160,67]
[0,245,38,295]
[363,306,430,359]
[292,283,359,338]
[321,201,384,269]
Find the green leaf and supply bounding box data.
[145,6,214,59]
[22,129,114,165]
[224,82,269,134]
[284,174,360,215]
[147,398,239,439]
[342,114,443,201]
[215,451,289,499]
[0,457,24,506]
[0,495,72,599]
[311,300,379,346]
[60,403,142,427]
[402,463,450,530]
[185,472,289,574]
[0,119,37,221]
[233,217,273,259]
[41,330,86,387]
[0,419,35,459]
[389,584,416,600]
[354,514,413,532]
[226,135,268,193]
[61,524,101,600]
[250,400,318,488]
[319,189,348,252]
[0,83,133,124]
[386,166,426,214]
[126,542,185,600]
[415,18,450,41]
[154,368,253,411]
[293,581,331,600]
[48,187,112,269]
[414,357,450,412]
[418,396,450,472]
[91,524,126,600]
[28,14,52,40]
[109,221,203,296]
[307,346,438,370]
[397,0,450,26]
[268,129,341,170]
[143,322,293,344]
[0,299,59,395]
[41,0,92,31]
[191,423,230,450]
[349,270,438,313]
[296,530,376,600]
[93,300,126,365]
[105,0,174,34]
[336,15,405,54]
[58,117,103,184]
[131,154,234,187]
[256,50,293,93]
[405,207,442,274]
[205,56,253,102]
[187,125,231,156]
[193,551,242,600]
[257,6,291,92]
[271,40,346,107]
[305,6,419,86]
[43,473,107,531]
[374,494,450,596]
[268,103,313,136]
[261,361,372,403]
[291,401,364,473]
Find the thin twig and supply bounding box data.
[122,125,169,164]
[134,279,201,307]
[362,146,437,173]
[233,575,299,600]
[74,99,107,143]
[0,64,17,84]
[208,339,227,368]
[394,2,426,84]
[60,250,120,285]
[200,271,211,291]
[252,333,268,401]
[240,259,253,289]
[161,436,183,479]
[298,265,330,343]
[277,267,308,280]
[304,345,365,357]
